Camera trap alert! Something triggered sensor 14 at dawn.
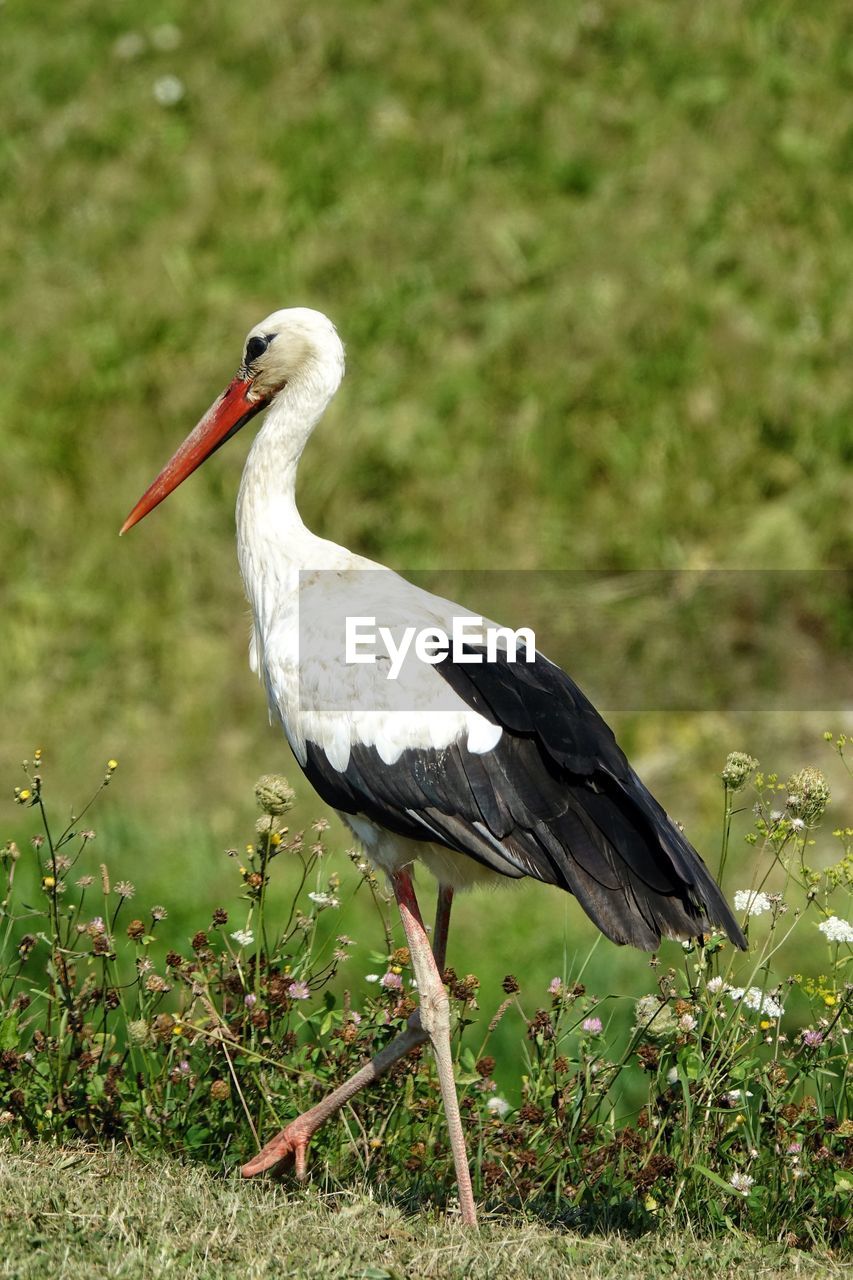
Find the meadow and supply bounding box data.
[1,0,852,1273]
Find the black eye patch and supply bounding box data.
[245,334,270,365]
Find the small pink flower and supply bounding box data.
[548,977,563,996]
[287,981,310,1000]
[802,1029,823,1047]
[582,1016,603,1035]
[244,993,257,1008]
[379,971,403,991]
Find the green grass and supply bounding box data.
[1,0,852,816]
[0,1145,843,1280]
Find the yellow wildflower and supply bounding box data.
[107,759,118,771]
[42,876,55,889]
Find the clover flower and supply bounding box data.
[582,1016,603,1035]
[733,890,773,917]
[230,929,254,948]
[801,1029,824,1047]
[818,916,853,944]
[729,1171,754,1195]
[706,976,724,995]
[287,980,310,1000]
[379,971,403,991]
[548,977,563,996]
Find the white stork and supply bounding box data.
[122,308,746,1226]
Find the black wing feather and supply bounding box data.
[301,648,746,952]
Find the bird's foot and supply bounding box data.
[241,1119,312,1179]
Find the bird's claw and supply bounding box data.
[241,1122,311,1179]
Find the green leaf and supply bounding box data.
[0,1013,19,1050]
[692,1164,737,1194]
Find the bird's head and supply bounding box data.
[120,307,344,534]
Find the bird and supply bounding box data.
[121,307,746,1227]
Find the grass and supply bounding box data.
[1,1144,845,1280]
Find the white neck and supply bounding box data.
[235,354,346,629]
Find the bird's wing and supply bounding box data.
[293,615,746,951]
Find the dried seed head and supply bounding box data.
[254,775,295,816]
[786,767,830,825]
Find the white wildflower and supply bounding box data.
[733,890,772,917]
[729,1171,754,1195]
[790,817,805,833]
[727,985,783,1018]
[307,891,340,909]
[818,916,853,944]
[486,1096,510,1119]
[230,929,254,947]
[152,75,185,107]
[706,976,724,995]
[365,973,380,983]
[678,1013,697,1032]
[666,1067,679,1084]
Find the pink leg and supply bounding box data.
[391,869,477,1227]
[241,880,455,1180]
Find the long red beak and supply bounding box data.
[120,376,268,534]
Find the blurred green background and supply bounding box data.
[2,1,851,1089]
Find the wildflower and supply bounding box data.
[548,977,563,996]
[706,976,724,995]
[786,767,830,825]
[87,917,106,937]
[379,971,403,991]
[151,906,168,922]
[126,919,146,940]
[501,974,520,994]
[582,1016,603,1035]
[254,775,295,816]
[230,929,254,948]
[729,1171,754,1196]
[152,75,185,107]
[678,1014,697,1032]
[722,753,758,791]
[787,1142,802,1155]
[486,1095,510,1119]
[733,890,773,917]
[128,1019,149,1044]
[211,908,228,926]
[107,759,118,771]
[365,974,380,983]
[145,974,169,994]
[801,1029,823,1047]
[727,986,783,1018]
[790,817,805,833]
[723,1089,753,1106]
[287,980,310,1000]
[818,916,853,944]
[337,935,355,948]
[666,1067,679,1084]
[31,835,44,849]
[307,891,339,909]
[210,1079,230,1101]
[18,789,31,803]
[244,993,257,1008]
[42,876,55,890]
[76,875,94,889]
[114,881,135,899]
